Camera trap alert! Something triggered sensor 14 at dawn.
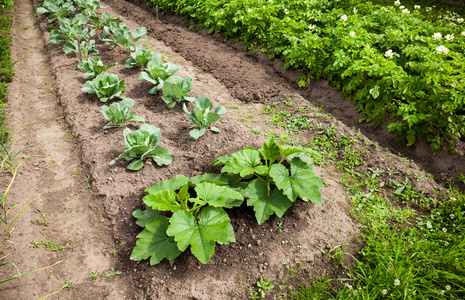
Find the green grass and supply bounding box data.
[0,0,15,141]
[250,96,465,299]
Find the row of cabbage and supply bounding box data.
[38,0,227,170]
[143,0,465,154]
[36,0,324,267]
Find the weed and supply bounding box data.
[90,271,99,280]
[256,275,274,298]
[276,222,283,233]
[106,267,123,277]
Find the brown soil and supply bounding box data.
[0,0,461,299]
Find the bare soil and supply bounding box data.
[0,0,462,299]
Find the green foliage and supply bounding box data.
[256,275,274,299]
[131,174,242,265]
[74,0,101,12]
[212,136,323,224]
[125,46,160,68]
[161,75,195,109]
[183,96,226,140]
[81,72,125,102]
[48,14,96,61]
[143,0,465,153]
[139,59,180,94]
[77,56,117,79]
[101,98,144,129]
[0,9,15,83]
[101,22,147,52]
[64,39,98,60]
[110,124,172,171]
[36,0,75,22]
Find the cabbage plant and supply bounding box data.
[101,22,146,53]
[161,75,195,109]
[183,96,226,140]
[110,124,172,171]
[139,60,180,94]
[81,72,125,102]
[77,56,116,79]
[48,14,96,62]
[36,0,75,22]
[101,98,144,130]
[125,46,160,69]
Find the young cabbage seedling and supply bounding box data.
[81,72,125,102]
[161,75,195,109]
[183,96,227,140]
[101,22,146,52]
[77,56,117,79]
[110,124,172,171]
[48,14,96,62]
[125,46,161,68]
[139,60,180,94]
[36,0,76,22]
[101,98,144,129]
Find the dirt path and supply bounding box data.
[0,0,130,298]
[0,0,456,299]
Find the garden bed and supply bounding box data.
[1,0,463,299]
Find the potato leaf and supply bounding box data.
[131,216,181,265]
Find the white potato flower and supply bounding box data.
[341,14,348,21]
[433,32,442,40]
[436,45,449,54]
[384,49,394,59]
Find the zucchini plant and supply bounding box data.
[212,136,323,224]
[110,124,172,171]
[139,59,180,94]
[81,72,125,102]
[161,75,195,109]
[77,56,117,79]
[131,174,243,265]
[101,98,144,129]
[183,96,226,140]
[125,46,160,69]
